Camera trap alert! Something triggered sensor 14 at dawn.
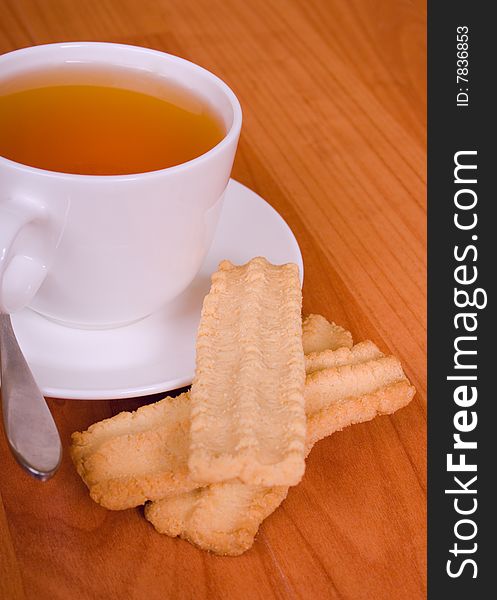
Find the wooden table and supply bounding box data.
[0,1,426,598]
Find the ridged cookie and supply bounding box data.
[188,258,306,486]
[302,314,353,354]
[305,340,382,375]
[70,393,197,509]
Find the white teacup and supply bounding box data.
[0,42,241,328]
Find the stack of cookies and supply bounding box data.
[71,257,415,556]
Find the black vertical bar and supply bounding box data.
[428,2,492,597]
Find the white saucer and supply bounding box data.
[10,180,303,400]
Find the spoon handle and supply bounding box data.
[0,313,62,480]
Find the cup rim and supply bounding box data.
[0,41,242,181]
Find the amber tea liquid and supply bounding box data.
[0,67,225,175]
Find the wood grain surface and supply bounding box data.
[0,1,426,599]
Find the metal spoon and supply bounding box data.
[0,313,62,480]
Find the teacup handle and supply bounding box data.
[0,197,51,314]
